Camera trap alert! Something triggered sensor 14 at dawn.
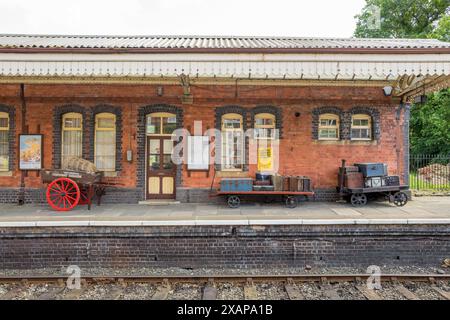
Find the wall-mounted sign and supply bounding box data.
[19,134,43,170]
[187,136,210,170]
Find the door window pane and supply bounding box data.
[162,117,177,134]
[146,116,161,134]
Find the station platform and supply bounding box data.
[0,196,449,226]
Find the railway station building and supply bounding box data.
[0,35,449,204]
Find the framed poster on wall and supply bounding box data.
[187,136,210,171]
[19,134,43,170]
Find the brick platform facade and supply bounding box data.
[0,224,448,269]
[0,83,407,204]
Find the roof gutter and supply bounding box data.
[0,47,449,54]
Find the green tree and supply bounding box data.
[430,14,450,41]
[354,0,449,38]
[410,89,450,156]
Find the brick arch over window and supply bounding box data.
[346,107,381,141]
[53,104,89,168]
[251,105,282,138]
[214,105,248,171]
[89,104,123,172]
[136,104,183,198]
[215,105,247,131]
[0,104,15,171]
[312,107,343,140]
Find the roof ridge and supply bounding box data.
[0,33,447,42]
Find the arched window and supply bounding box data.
[255,113,275,171]
[318,113,339,140]
[0,112,9,171]
[61,112,82,168]
[351,114,372,140]
[95,113,116,171]
[221,113,244,171]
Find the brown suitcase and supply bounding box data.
[302,177,311,192]
[272,174,283,191]
[344,166,359,173]
[297,176,304,192]
[289,176,299,191]
[344,172,364,188]
[283,176,290,191]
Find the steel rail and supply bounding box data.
[0,273,448,284]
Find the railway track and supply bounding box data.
[0,274,449,300]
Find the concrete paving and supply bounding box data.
[0,196,449,226]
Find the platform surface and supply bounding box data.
[0,196,449,226]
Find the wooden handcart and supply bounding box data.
[343,185,409,207]
[41,169,116,211]
[216,191,315,209]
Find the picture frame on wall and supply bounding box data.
[19,134,43,170]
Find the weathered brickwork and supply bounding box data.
[0,224,448,269]
[0,83,407,203]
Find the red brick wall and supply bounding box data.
[0,83,405,193]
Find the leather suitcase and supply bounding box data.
[344,172,364,188]
[289,176,299,191]
[302,177,311,192]
[297,177,304,192]
[283,176,290,191]
[272,174,284,191]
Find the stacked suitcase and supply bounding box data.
[339,163,400,189]
[271,174,311,192]
[353,163,400,188]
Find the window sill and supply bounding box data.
[102,171,118,177]
[314,140,377,146]
[0,171,13,177]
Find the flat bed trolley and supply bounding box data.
[343,185,409,207]
[41,169,118,211]
[216,190,315,209]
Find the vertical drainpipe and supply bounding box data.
[403,102,411,186]
[18,83,27,205]
[396,97,411,186]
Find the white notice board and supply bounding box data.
[187,136,210,170]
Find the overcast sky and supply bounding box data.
[0,0,366,37]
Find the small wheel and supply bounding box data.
[393,192,408,207]
[46,177,80,211]
[350,193,367,207]
[285,196,298,208]
[227,195,241,208]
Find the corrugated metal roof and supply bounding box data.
[0,34,449,50]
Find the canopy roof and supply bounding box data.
[0,34,449,100]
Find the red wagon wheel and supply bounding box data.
[46,177,80,211]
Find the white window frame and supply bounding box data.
[0,112,9,172]
[95,112,116,172]
[351,114,372,141]
[221,113,244,171]
[61,112,83,167]
[318,113,340,140]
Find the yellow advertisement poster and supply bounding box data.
[257,147,272,171]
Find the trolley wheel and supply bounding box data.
[350,193,368,207]
[227,195,241,208]
[46,177,80,211]
[393,191,408,207]
[285,196,298,209]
